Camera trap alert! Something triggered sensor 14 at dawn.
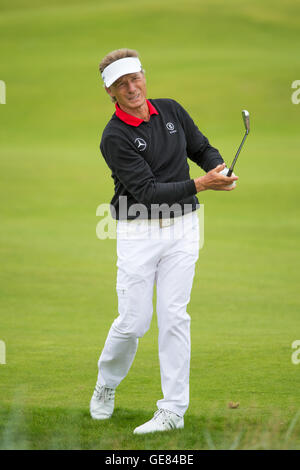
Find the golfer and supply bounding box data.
[90,49,238,434]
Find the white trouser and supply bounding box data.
[97,210,200,417]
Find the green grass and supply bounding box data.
[1,401,300,450]
[1,0,300,450]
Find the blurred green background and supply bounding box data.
[0,0,300,449]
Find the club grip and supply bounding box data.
[226,168,233,177]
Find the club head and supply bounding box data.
[242,109,250,134]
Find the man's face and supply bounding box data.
[106,71,147,110]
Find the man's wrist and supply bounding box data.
[194,176,207,193]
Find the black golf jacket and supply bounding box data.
[100,98,224,219]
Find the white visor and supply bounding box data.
[102,57,142,88]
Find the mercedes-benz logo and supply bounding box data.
[134,137,147,152]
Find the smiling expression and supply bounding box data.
[106,71,147,113]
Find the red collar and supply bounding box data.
[115,100,159,127]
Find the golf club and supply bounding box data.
[226,110,250,177]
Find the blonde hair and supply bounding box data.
[99,48,139,74]
[99,48,142,102]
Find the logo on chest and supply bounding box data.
[134,137,147,152]
[166,122,177,134]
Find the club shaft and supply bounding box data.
[227,131,249,176]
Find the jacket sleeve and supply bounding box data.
[101,133,197,206]
[175,101,224,172]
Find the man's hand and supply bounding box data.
[194,163,238,192]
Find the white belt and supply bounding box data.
[126,218,175,228]
[124,212,195,228]
[159,218,175,228]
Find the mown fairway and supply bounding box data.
[1,0,300,450]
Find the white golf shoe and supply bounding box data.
[90,383,115,420]
[133,409,184,434]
